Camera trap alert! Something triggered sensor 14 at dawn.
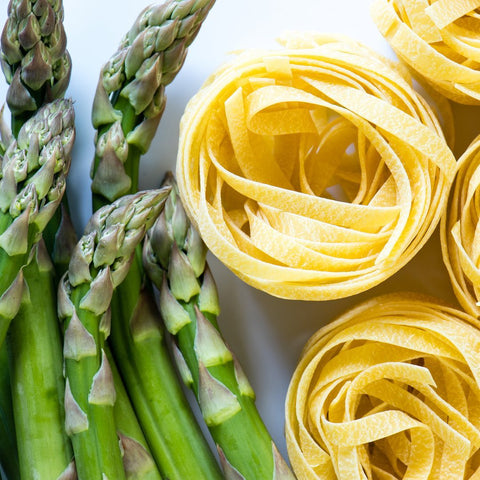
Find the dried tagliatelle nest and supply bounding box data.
[285,293,480,479]
[442,135,480,317]
[176,33,456,301]
[372,0,480,104]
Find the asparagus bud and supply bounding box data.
[143,174,295,480]
[0,99,74,236]
[1,0,72,120]
[0,99,73,346]
[91,0,215,204]
[58,188,169,480]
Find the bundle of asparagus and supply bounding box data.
[144,175,296,480]
[1,2,76,478]
[0,1,293,479]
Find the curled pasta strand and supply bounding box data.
[177,34,455,300]
[286,293,480,479]
[372,0,480,105]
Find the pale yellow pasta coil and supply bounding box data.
[177,34,456,301]
[372,0,480,104]
[442,135,480,317]
[285,292,480,479]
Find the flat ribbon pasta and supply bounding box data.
[442,135,480,317]
[372,0,480,104]
[177,34,455,300]
[285,293,480,479]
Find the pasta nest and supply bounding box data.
[285,293,480,479]
[372,0,480,104]
[442,135,480,317]
[176,34,456,301]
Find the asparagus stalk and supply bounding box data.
[1,0,75,267]
[0,343,19,480]
[8,239,74,479]
[143,174,296,480]
[107,346,163,480]
[90,0,215,210]
[1,0,71,137]
[58,189,169,480]
[3,5,165,478]
[0,98,74,347]
[91,2,221,478]
[109,255,223,479]
[1,4,79,478]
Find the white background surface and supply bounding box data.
[1,0,480,468]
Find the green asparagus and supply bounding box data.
[1,0,71,136]
[8,240,74,479]
[1,3,79,477]
[109,255,223,479]
[0,98,74,347]
[90,0,215,210]
[143,174,296,480]
[91,2,222,478]
[107,346,163,480]
[58,189,169,480]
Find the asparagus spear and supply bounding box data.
[91,2,222,478]
[1,0,71,137]
[58,189,169,480]
[109,254,223,479]
[107,346,163,480]
[0,97,74,347]
[1,0,75,268]
[1,4,80,478]
[2,4,166,477]
[7,240,74,480]
[143,174,296,480]
[90,0,215,210]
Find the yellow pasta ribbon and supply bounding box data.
[285,293,480,479]
[442,135,480,317]
[372,0,480,104]
[177,34,455,300]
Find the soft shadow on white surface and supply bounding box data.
[1,0,480,466]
